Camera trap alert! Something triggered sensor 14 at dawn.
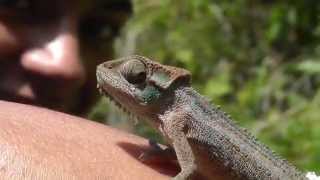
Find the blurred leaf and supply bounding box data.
[295,60,320,74]
[204,73,231,98]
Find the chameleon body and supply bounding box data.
[96,55,307,180]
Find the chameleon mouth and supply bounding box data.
[97,83,111,100]
[97,83,121,108]
[96,83,139,124]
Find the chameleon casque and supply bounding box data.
[96,55,307,180]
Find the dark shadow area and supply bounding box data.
[117,141,180,177]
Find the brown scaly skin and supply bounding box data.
[96,55,307,180]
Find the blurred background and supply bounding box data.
[87,0,320,172]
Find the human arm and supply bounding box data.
[0,100,177,180]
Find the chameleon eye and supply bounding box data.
[121,59,147,84]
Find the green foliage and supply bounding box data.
[91,0,320,172]
[295,60,320,74]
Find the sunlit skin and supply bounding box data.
[0,101,178,179]
[0,1,179,179]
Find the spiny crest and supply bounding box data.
[202,93,298,172]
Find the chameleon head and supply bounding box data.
[96,55,191,119]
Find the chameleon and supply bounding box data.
[96,55,308,180]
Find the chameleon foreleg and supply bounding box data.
[163,113,197,180]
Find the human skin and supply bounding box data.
[0,100,179,179]
[0,0,130,114]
